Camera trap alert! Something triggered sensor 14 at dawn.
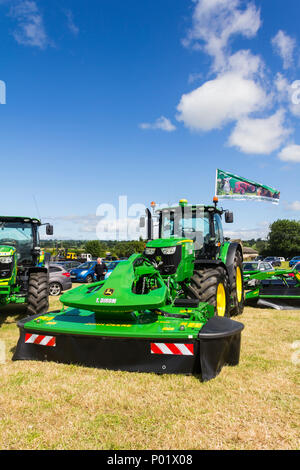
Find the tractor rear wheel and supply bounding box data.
[188,267,230,317]
[230,250,245,316]
[27,272,49,316]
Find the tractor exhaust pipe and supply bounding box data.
[146,208,153,240]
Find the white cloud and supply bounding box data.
[228,110,291,154]
[278,144,300,162]
[183,0,261,71]
[50,213,144,241]
[139,116,176,132]
[272,30,296,69]
[9,0,49,49]
[188,72,203,84]
[274,73,300,117]
[65,9,79,36]
[226,50,266,81]
[224,225,269,241]
[141,2,266,143]
[176,71,267,131]
[285,201,300,211]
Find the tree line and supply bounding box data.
[40,239,145,259]
[243,219,300,258]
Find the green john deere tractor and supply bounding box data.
[141,198,244,317]
[13,199,245,381]
[0,216,53,315]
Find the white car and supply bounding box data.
[243,261,274,272]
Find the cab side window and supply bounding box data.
[214,214,224,244]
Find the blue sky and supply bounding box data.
[0,0,300,240]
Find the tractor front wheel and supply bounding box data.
[27,272,49,316]
[188,267,230,317]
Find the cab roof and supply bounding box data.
[0,216,41,225]
[155,204,223,215]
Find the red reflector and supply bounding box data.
[63,272,71,277]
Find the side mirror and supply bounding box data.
[139,217,145,228]
[46,224,54,236]
[225,211,234,224]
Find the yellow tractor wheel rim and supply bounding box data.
[236,266,243,303]
[216,283,226,317]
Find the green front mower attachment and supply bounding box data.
[14,254,244,381]
[245,268,300,309]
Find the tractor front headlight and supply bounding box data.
[0,256,13,264]
[145,248,156,256]
[161,247,176,255]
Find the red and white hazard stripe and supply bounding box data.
[25,333,56,347]
[151,343,194,356]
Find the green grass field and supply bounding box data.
[0,287,299,450]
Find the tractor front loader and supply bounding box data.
[0,216,53,316]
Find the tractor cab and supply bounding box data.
[141,200,234,278]
[159,201,222,252]
[0,216,53,268]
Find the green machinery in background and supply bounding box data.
[0,216,53,315]
[244,267,300,309]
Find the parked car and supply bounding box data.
[243,261,275,288]
[278,257,285,263]
[263,256,281,267]
[243,261,274,275]
[55,260,83,271]
[289,256,300,267]
[255,256,264,261]
[49,264,72,296]
[70,261,97,283]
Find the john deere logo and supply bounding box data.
[104,288,114,296]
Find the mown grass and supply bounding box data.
[0,287,299,450]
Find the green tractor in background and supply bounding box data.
[0,216,53,315]
[141,198,244,317]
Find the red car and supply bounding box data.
[234,182,256,194]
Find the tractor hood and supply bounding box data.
[146,238,192,248]
[0,246,16,256]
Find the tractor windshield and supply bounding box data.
[0,222,34,264]
[161,206,210,250]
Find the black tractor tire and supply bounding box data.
[188,267,230,317]
[230,250,245,316]
[27,272,49,316]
